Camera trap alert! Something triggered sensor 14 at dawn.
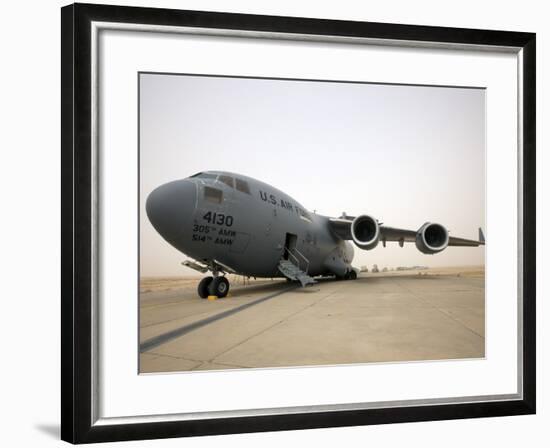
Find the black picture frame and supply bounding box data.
[61,2,536,444]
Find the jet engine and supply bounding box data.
[351,214,380,250]
[415,222,449,254]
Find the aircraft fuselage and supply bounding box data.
[146,171,354,278]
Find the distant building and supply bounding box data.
[372,264,379,273]
[396,266,429,271]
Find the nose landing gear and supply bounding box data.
[210,276,229,297]
[197,276,213,298]
[197,275,230,299]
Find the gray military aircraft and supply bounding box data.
[146,171,485,298]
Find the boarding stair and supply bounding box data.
[277,249,316,287]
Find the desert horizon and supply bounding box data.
[140,265,485,294]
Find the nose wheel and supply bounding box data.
[197,276,230,299]
[197,276,212,298]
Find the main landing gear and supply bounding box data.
[197,275,230,299]
[337,270,357,281]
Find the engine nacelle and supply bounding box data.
[415,222,449,254]
[351,214,380,250]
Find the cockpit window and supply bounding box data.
[204,186,223,204]
[191,172,217,180]
[235,178,251,194]
[218,175,234,189]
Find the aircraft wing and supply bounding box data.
[379,225,485,247]
[328,216,484,252]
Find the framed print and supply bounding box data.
[61,2,536,444]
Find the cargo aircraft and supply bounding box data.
[146,171,485,298]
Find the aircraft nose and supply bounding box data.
[146,180,197,244]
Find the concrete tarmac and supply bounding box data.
[139,267,485,373]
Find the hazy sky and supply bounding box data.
[140,73,485,277]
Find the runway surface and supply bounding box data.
[139,267,485,373]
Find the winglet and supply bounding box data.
[478,227,485,244]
